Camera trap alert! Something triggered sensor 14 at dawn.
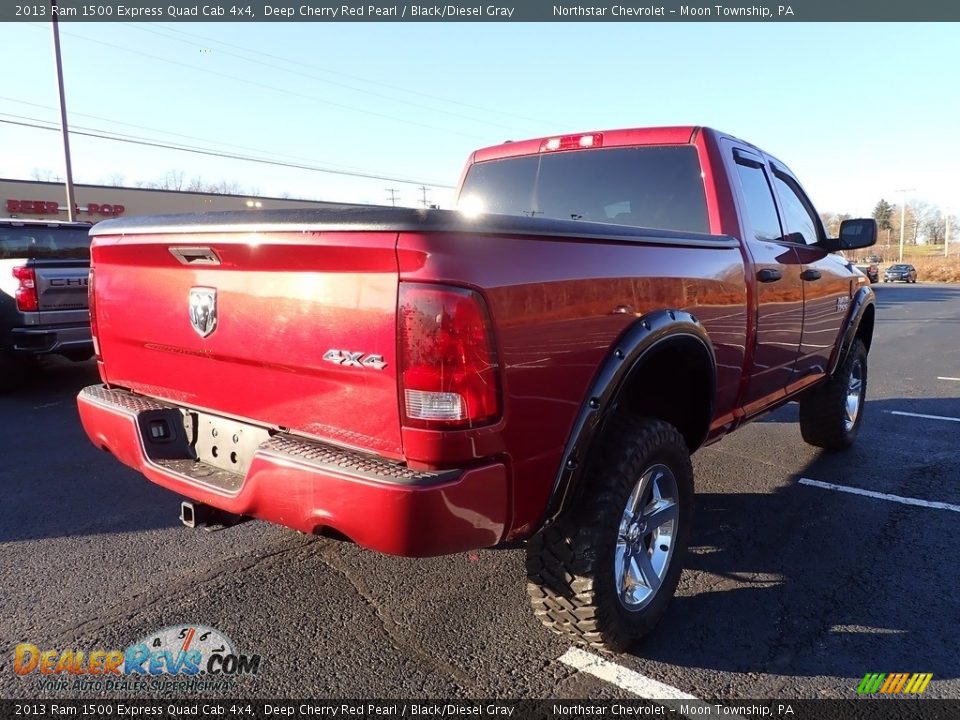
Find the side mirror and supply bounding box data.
[838,218,878,250]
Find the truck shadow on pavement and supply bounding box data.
[0,356,179,543]
[632,396,960,680]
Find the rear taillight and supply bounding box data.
[398,283,501,430]
[88,268,100,359]
[12,266,38,312]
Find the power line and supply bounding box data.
[127,24,523,133]
[386,188,400,207]
[0,95,399,176]
[31,25,489,142]
[137,23,548,127]
[0,115,456,189]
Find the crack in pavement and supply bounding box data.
[0,536,312,662]
[312,542,476,691]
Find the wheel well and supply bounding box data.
[855,303,875,353]
[614,337,714,452]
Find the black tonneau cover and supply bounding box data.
[91,207,737,249]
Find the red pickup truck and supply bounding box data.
[78,126,877,650]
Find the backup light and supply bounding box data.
[404,390,464,422]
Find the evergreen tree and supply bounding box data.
[872,199,895,231]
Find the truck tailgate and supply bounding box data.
[35,262,90,311]
[91,230,403,458]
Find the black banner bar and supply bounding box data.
[3,1,960,23]
[2,700,960,720]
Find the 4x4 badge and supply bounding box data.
[189,287,218,338]
[323,349,386,370]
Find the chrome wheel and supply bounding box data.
[845,359,864,432]
[614,463,679,611]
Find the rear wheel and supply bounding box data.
[799,338,867,450]
[526,417,693,652]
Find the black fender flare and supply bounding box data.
[828,285,875,377]
[542,309,716,525]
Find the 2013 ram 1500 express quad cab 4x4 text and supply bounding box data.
[78,127,877,650]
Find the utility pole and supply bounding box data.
[946,213,951,258]
[385,188,399,207]
[896,188,915,263]
[50,0,76,221]
[418,185,430,208]
[898,203,905,263]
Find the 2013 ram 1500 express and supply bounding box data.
[78,127,877,650]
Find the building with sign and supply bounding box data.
[1,178,355,222]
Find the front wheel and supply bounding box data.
[799,338,868,450]
[526,417,693,652]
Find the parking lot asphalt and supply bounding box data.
[1,282,958,702]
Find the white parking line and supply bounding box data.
[559,647,704,701]
[799,478,960,513]
[887,410,960,423]
[937,377,960,382]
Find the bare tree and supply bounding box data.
[30,168,62,181]
[159,170,185,191]
[101,173,127,187]
[136,170,186,191]
[818,211,833,233]
[907,200,929,244]
[819,212,851,237]
[925,209,946,245]
[185,176,246,194]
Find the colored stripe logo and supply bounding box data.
[857,673,933,694]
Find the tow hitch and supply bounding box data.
[179,501,250,531]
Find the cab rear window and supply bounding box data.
[0,226,91,260]
[459,145,709,234]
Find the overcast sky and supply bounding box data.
[2,22,958,215]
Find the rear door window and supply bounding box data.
[459,145,710,234]
[0,226,91,260]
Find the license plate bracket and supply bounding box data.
[188,412,271,476]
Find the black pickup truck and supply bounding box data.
[0,219,94,391]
